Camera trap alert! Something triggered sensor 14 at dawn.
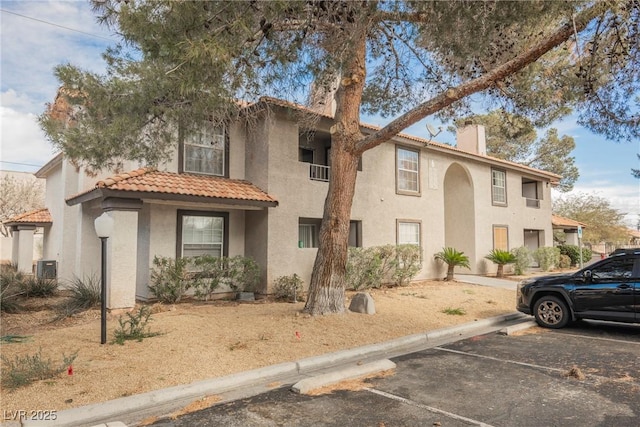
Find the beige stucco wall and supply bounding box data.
[256,110,555,286]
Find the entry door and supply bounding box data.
[524,230,540,267]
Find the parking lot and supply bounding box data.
[148,320,639,427]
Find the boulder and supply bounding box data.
[348,292,376,315]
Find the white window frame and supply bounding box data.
[397,220,421,247]
[178,211,227,258]
[396,146,420,194]
[183,125,226,176]
[491,168,507,206]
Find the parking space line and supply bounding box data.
[434,347,566,374]
[365,387,496,427]
[554,332,640,346]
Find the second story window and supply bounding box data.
[491,168,507,206]
[184,125,225,176]
[397,146,420,194]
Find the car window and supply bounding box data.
[591,258,634,279]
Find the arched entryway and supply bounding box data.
[443,163,476,271]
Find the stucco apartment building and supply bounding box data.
[10,98,559,309]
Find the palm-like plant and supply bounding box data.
[485,249,517,278]
[434,247,470,281]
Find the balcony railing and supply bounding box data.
[525,197,540,208]
[309,164,330,182]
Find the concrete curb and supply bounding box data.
[19,312,528,427]
[499,320,538,335]
[291,359,397,394]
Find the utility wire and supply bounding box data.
[0,8,114,42]
[0,160,44,168]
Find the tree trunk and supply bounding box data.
[446,265,455,281]
[496,264,504,278]
[304,26,367,316]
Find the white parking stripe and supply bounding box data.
[365,387,496,427]
[434,347,566,374]
[555,331,640,346]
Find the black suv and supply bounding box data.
[517,248,640,328]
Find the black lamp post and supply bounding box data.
[94,212,114,344]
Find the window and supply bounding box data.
[591,258,634,280]
[299,218,362,248]
[298,223,317,248]
[493,226,509,251]
[177,211,228,258]
[397,220,421,246]
[183,124,225,176]
[397,147,420,193]
[491,168,507,205]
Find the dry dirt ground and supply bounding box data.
[0,280,516,416]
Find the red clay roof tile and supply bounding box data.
[89,168,277,204]
[4,208,52,225]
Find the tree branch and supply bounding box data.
[356,2,609,154]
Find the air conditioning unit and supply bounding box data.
[36,260,57,279]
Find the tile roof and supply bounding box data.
[4,208,52,225]
[552,214,587,228]
[69,168,277,205]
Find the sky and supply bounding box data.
[1,1,639,228]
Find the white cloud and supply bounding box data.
[0,106,57,171]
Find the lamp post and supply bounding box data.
[94,212,114,344]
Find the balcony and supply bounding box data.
[309,164,330,182]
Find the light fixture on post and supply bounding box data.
[94,212,114,344]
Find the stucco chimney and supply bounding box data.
[308,75,339,117]
[456,122,487,155]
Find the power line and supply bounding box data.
[0,160,44,168]
[0,8,114,42]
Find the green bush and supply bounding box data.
[112,305,160,345]
[149,256,192,303]
[557,245,592,266]
[511,246,531,276]
[533,247,561,271]
[56,274,101,318]
[345,245,422,290]
[21,276,58,298]
[272,274,304,301]
[1,349,77,390]
[485,249,516,278]
[559,254,572,269]
[191,255,228,301]
[392,244,422,286]
[227,256,261,293]
[345,247,384,290]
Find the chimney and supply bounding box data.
[308,75,340,117]
[456,121,487,155]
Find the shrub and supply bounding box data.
[392,244,422,286]
[442,307,466,315]
[191,255,228,301]
[434,247,470,281]
[511,246,531,276]
[533,247,561,271]
[149,256,192,303]
[20,276,58,298]
[1,349,77,390]
[227,256,261,293]
[56,274,101,318]
[272,274,304,301]
[112,305,160,345]
[0,267,25,313]
[557,245,592,266]
[345,245,422,290]
[559,254,572,269]
[345,247,384,290]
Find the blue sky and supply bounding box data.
[1,1,638,227]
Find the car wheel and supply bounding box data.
[534,295,570,329]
